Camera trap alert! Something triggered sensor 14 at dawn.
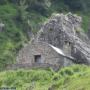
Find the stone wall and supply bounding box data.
[6,63,60,71]
[17,42,65,67]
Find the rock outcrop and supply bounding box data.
[33,13,90,64]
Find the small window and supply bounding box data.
[65,40,71,46]
[34,55,41,63]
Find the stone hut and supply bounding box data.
[16,41,74,69]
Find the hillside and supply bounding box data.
[0,0,90,70]
[0,65,90,90]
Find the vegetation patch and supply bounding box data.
[0,65,90,90]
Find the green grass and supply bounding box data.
[0,65,90,90]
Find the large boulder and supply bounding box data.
[33,13,90,64]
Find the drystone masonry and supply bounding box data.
[16,41,73,70]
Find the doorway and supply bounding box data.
[34,55,42,63]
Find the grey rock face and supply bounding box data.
[34,13,90,64]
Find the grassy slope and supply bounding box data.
[0,65,90,90]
